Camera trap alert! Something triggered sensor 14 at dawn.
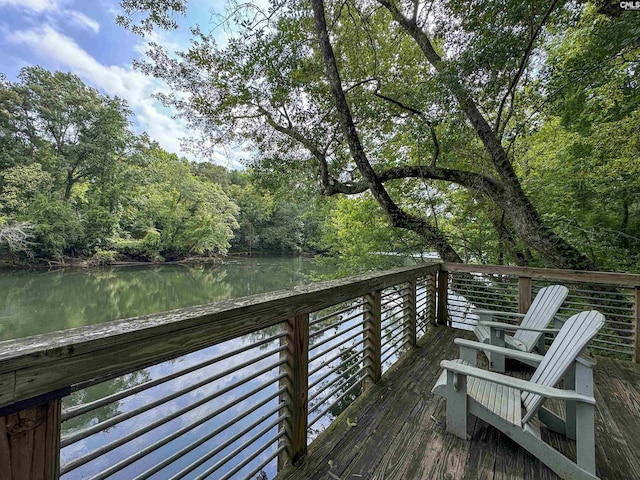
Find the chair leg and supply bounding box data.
[576,402,596,475]
[575,361,596,475]
[488,327,505,373]
[446,370,467,439]
[564,364,576,440]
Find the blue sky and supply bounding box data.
[0,0,242,167]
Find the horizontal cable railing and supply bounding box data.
[446,273,520,329]
[441,263,640,362]
[307,298,366,438]
[59,329,287,480]
[533,281,635,359]
[416,274,436,339]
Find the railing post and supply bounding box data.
[634,286,640,364]
[0,399,61,479]
[405,280,417,347]
[437,270,449,326]
[427,273,437,325]
[518,276,532,314]
[363,290,382,390]
[278,313,309,469]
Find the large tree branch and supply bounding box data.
[311,0,462,263]
[260,104,503,206]
[325,165,505,197]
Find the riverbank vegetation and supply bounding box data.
[1,1,639,273]
[0,67,332,266]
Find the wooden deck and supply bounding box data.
[276,326,640,480]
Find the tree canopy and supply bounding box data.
[118,0,640,272]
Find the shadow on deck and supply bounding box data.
[276,326,640,480]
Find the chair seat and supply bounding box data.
[433,359,522,426]
[473,324,527,351]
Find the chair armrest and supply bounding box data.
[577,354,597,368]
[475,309,526,318]
[454,338,544,365]
[478,321,560,333]
[440,360,595,404]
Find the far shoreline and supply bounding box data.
[0,251,319,272]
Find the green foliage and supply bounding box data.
[518,6,640,271]
[91,249,119,265]
[224,170,330,255]
[112,228,162,261]
[0,67,259,264]
[317,195,418,276]
[123,147,239,258]
[28,196,82,258]
[118,0,640,272]
[0,164,53,216]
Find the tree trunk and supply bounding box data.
[63,169,75,201]
[310,0,462,263]
[375,0,594,270]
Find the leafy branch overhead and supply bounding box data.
[119,0,639,270]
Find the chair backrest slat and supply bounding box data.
[521,310,604,424]
[513,285,568,352]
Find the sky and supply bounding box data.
[0,0,244,168]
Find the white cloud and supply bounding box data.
[6,25,243,168]
[0,0,100,35]
[68,10,100,33]
[0,0,63,13]
[7,26,187,157]
[134,30,182,56]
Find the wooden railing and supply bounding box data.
[1,262,640,479]
[0,264,438,480]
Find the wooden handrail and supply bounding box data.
[442,263,640,287]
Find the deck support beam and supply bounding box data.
[437,271,449,326]
[518,276,532,314]
[405,280,417,347]
[279,313,309,468]
[634,286,640,364]
[427,273,437,326]
[0,399,61,480]
[363,290,382,390]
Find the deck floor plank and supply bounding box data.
[276,326,640,480]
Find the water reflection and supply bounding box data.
[0,257,333,340]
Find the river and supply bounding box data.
[0,256,335,341]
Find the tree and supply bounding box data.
[118,0,639,270]
[0,67,131,201]
[227,179,274,254]
[519,6,640,271]
[0,163,53,216]
[0,218,34,256]
[118,145,239,259]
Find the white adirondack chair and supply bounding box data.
[432,310,604,480]
[473,284,569,372]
